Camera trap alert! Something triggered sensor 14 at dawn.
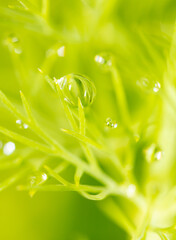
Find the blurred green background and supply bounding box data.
[0,189,125,240]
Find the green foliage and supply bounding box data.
[0,0,176,239]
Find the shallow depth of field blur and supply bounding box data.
[0,0,176,239]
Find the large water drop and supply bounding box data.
[56,74,96,107]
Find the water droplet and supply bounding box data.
[137,76,161,94]
[56,74,96,107]
[95,53,113,71]
[57,46,65,57]
[153,147,163,161]
[14,47,22,54]
[153,81,161,93]
[113,122,118,128]
[126,184,136,198]
[38,68,43,74]
[105,118,118,129]
[16,119,29,129]
[3,142,16,156]
[144,144,163,163]
[4,34,22,54]
[30,172,48,186]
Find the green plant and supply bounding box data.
[0,0,176,239]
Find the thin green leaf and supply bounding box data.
[0,126,54,154]
[40,70,57,92]
[61,128,104,150]
[20,90,62,151]
[0,157,23,170]
[44,165,70,186]
[18,184,105,193]
[20,91,35,122]
[0,167,28,192]
[80,190,109,201]
[111,66,131,129]
[157,232,169,240]
[30,161,69,197]
[17,0,37,11]
[78,98,97,167]
[74,168,84,186]
[54,161,69,173]
[0,90,25,121]
[41,0,49,19]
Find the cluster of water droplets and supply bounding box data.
[16,119,29,130]
[4,33,22,55]
[144,143,163,163]
[137,76,161,94]
[56,73,96,108]
[30,171,48,186]
[94,52,113,71]
[46,45,66,58]
[105,118,118,129]
[0,140,16,156]
[29,171,48,197]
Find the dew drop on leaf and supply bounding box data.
[94,53,113,71]
[5,34,22,55]
[3,141,16,156]
[16,119,29,130]
[137,76,161,94]
[153,147,163,161]
[30,172,48,186]
[56,74,96,107]
[57,46,65,57]
[105,118,118,128]
[144,144,163,163]
[113,122,118,128]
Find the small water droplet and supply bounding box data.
[14,47,22,54]
[153,81,161,93]
[46,48,55,57]
[153,147,163,161]
[105,118,118,129]
[137,76,161,94]
[94,53,113,71]
[16,119,29,129]
[3,142,16,156]
[106,118,112,127]
[38,68,43,74]
[57,46,65,57]
[56,74,96,107]
[4,34,22,54]
[144,144,163,163]
[30,172,48,186]
[126,184,136,198]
